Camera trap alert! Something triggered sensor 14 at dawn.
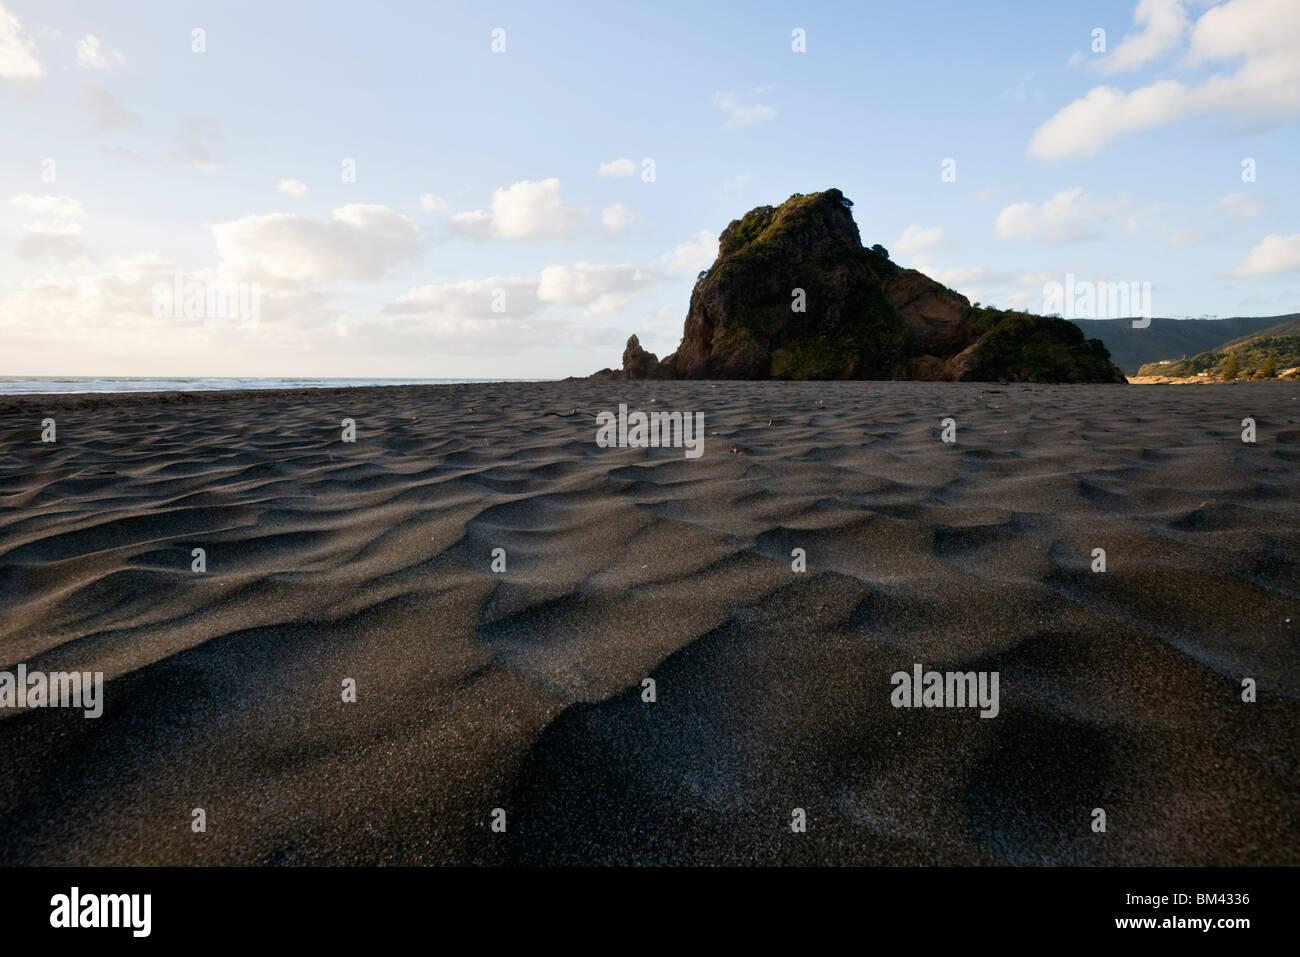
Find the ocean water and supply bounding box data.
[0,377,535,395]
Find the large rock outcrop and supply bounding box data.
[616,189,1126,383]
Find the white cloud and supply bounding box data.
[931,265,999,287]
[1028,81,1187,160]
[419,192,448,211]
[658,230,718,274]
[537,262,657,317]
[384,277,541,318]
[904,256,1015,292]
[449,178,585,240]
[11,193,88,263]
[87,84,139,133]
[0,2,43,80]
[894,225,948,258]
[597,158,636,178]
[994,187,1129,244]
[76,33,125,70]
[713,89,776,127]
[0,254,350,362]
[384,261,657,322]
[16,221,88,263]
[0,254,175,332]
[0,245,639,368]
[1096,0,1190,73]
[1214,191,1267,223]
[10,193,84,219]
[1015,272,1057,287]
[601,202,635,239]
[277,179,308,197]
[723,173,752,193]
[447,209,493,239]
[1030,0,1300,159]
[1225,233,1300,278]
[1185,0,1289,67]
[211,204,420,283]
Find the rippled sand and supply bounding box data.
[0,380,1296,864]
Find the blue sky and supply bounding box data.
[1,0,1297,377]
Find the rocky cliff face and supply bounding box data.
[618,189,1126,383]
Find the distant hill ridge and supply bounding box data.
[1219,315,1300,347]
[1135,315,1300,380]
[1068,315,1300,374]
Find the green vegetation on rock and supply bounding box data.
[956,310,1125,383]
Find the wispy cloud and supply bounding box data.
[1225,233,1300,278]
[597,157,636,178]
[76,33,125,70]
[995,187,1130,244]
[713,87,775,127]
[0,2,44,80]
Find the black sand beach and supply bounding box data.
[0,380,1297,865]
